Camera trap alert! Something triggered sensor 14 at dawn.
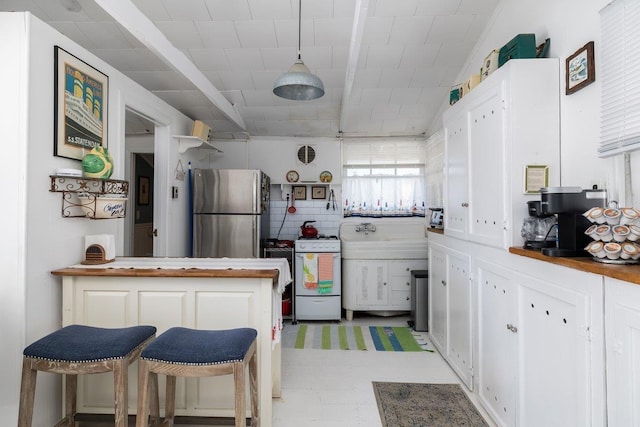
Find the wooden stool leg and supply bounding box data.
[249,352,259,427]
[136,359,150,427]
[234,362,246,427]
[149,372,160,426]
[113,359,128,427]
[165,375,177,426]
[18,358,37,427]
[65,374,78,425]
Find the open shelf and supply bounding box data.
[173,135,223,154]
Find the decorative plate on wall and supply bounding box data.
[286,170,299,183]
[319,171,333,183]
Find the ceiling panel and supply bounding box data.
[7,0,501,138]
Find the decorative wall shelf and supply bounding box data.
[173,135,223,154]
[49,176,129,219]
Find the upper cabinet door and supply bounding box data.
[443,111,469,240]
[467,85,506,248]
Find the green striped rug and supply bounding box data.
[282,324,428,352]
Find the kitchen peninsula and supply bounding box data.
[51,257,291,426]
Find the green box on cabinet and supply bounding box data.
[498,33,536,67]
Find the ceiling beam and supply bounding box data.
[339,0,370,133]
[94,0,246,131]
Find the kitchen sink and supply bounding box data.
[339,221,428,259]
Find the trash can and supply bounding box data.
[410,270,429,331]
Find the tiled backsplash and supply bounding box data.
[268,199,342,240]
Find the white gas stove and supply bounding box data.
[294,235,341,321]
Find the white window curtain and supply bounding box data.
[599,0,640,156]
[342,139,427,217]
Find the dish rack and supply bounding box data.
[583,206,640,264]
[49,175,129,219]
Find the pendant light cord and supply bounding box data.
[297,0,302,60]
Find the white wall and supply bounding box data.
[429,0,626,202]
[0,12,195,425]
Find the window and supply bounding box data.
[599,0,640,156]
[342,139,427,217]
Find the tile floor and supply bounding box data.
[80,313,495,426]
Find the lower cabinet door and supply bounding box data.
[428,244,448,355]
[516,274,596,427]
[605,277,640,427]
[477,260,517,427]
[447,248,473,390]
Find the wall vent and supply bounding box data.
[297,145,316,164]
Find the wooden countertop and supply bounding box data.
[52,267,280,280]
[509,247,640,285]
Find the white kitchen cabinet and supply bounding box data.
[443,59,560,250]
[342,259,427,319]
[476,260,517,427]
[604,277,640,427]
[428,244,447,355]
[428,241,473,390]
[429,231,606,427]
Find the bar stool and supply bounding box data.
[136,327,258,427]
[18,324,157,427]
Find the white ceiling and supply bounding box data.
[1,0,501,138]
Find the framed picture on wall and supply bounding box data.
[566,41,595,95]
[54,46,109,160]
[311,186,326,199]
[293,185,306,200]
[138,176,150,205]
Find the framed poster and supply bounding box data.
[54,46,109,160]
[138,176,150,205]
[524,165,549,194]
[566,41,595,95]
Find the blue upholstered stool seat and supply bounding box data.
[24,324,157,362]
[136,327,259,427]
[140,327,257,365]
[19,324,156,427]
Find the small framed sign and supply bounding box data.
[524,165,549,194]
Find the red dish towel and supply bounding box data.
[318,253,334,294]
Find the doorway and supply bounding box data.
[124,109,155,256]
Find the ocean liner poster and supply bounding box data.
[54,46,108,160]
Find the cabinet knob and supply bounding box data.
[406,282,410,286]
[461,202,469,207]
[383,282,387,286]
[406,296,410,301]
[406,267,410,271]
[441,280,446,286]
[506,324,518,333]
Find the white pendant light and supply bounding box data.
[273,0,324,101]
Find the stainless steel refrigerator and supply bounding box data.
[193,169,270,258]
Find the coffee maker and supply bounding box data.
[539,186,608,257]
[522,200,556,250]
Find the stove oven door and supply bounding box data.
[295,252,341,296]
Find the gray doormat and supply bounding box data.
[373,382,489,427]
